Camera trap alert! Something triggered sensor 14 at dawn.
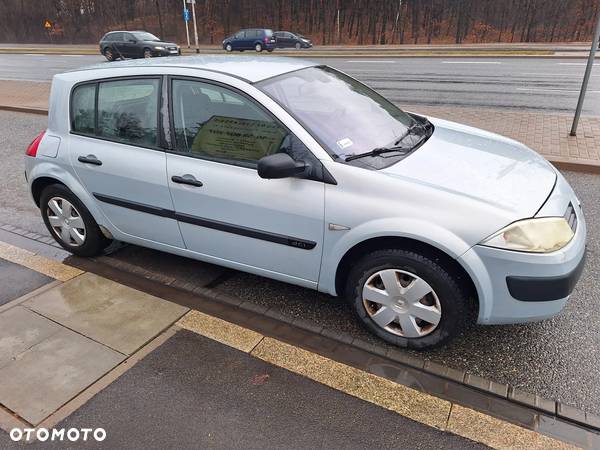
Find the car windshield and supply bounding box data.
[133,32,160,41]
[257,66,425,168]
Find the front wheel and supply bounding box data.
[345,249,470,349]
[295,42,301,50]
[255,43,263,52]
[225,43,232,52]
[40,184,111,257]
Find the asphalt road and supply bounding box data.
[1,110,600,416]
[0,53,599,115]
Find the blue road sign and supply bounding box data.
[183,9,190,22]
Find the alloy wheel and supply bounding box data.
[362,269,442,338]
[46,197,86,247]
[255,43,262,52]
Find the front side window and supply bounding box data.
[257,66,429,169]
[132,32,160,41]
[71,84,96,135]
[235,31,245,39]
[97,78,160,147]
[171,79,311,168]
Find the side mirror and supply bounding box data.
[258,153,306,179]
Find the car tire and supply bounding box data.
[267,49,274,52]
[143,48,153,58]
[255,43,263,52]
[40,184,111,257]
[103,47,115,61]
[225,43,233,52]
[295,42,301,50]
[345,249,470,350]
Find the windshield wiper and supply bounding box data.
[344,145,409,162]
[344,121,426,162]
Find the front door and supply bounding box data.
[166,77,325,283]
[69,77,184,247]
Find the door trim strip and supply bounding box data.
[93,193,317,250]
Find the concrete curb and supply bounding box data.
[0,105,48,115]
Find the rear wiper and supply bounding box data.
[344,145,409,162]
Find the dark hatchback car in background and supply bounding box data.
[273,31,312,49]
[99,31,180,61]
[223,29,276,52]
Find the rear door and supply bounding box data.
[69,77,184,247]
[165,77,325,284]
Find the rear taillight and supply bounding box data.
[26,131,45,157]
[264,36,269,44]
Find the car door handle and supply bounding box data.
[171,175,203,187]
[77,155,102,166]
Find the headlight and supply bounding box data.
[480,217,574,253]
[154,46,165,50]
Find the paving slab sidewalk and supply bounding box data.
[1,80,599,171]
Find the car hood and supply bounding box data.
[381,117,556,217]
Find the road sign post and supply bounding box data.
[570,11,600,136]
[188,0,200,53]
[182,0,191,48]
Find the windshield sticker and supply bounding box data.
[336,138,353,150]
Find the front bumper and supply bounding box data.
[155,48,180,56]
[459,171,587,325]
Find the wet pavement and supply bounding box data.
[36,330,487,450]
[0,257,51,306]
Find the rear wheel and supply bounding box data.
[103,47,115,61]
[345,249,470,349]
[255,43,263,52]
[40,184,111,257]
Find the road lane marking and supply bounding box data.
[558,62,600,66]
[441,61,501,64]
[178,309,579,449]
[517,87,600,93]
[345,60,396,63]
[0,240,83,281]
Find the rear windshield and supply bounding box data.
[265,29,273,36]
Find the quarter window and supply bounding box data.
[71,83,96,135]
[97,78,160,147]
[171,79,305,168]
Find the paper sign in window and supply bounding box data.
[191,116,287,162]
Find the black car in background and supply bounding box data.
[222,29,276,52]
[273,31,312,49]
[99,31,180,61]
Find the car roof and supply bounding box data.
[69,55,318,83]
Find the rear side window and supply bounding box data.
[97,79,160,147]
[70,78,160,148]
[71,84,96,134]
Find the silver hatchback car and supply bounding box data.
[25,56,586,349]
